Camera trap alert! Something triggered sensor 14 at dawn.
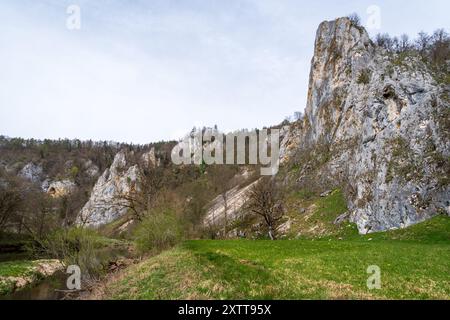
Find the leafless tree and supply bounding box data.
[373,29,449,69]
[114,160,165,221]
[293,111,303,121]
[0,175,22,231]
[399,34,411,52]
[415,31,431,56]
[392,36,400,52]
[245,177,284,240]
[430,29,450,66]
[375,33,394,51]
[348,13,361,27]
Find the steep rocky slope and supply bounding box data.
[281,18,449,233]
[76,151,139,227]
[76,149,159,227]
[203,176,259,233]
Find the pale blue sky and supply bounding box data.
[0,0,449,143]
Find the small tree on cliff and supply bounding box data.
[113,155,165,221]
[348,13,361,27]
[245,177,284,240]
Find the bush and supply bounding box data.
[348,13,361,27]
[357,69,372,85]
[133,209,183,254]
[29,227,105,279]
[69,166,79,179]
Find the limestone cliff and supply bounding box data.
[76,148,160,228]
[282,17,449,233]
[77,151,139,227]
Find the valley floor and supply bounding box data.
[102,220,449,300]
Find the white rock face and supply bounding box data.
[142,147,160,167]
[47,180,76,197]
[83,160,100,178]
[204,180,260,227]
[283,18,450,233]
[18,162,43,183]
[77,151,139,227]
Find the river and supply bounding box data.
[0,246,133,300]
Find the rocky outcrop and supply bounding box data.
[83,160,100,178]
[142,147,160,167]
[46,180,76,197]
[283,17,450,233]
[76,148,163,228]
[18,162,43,183]
[77,151,139,227]
[0,259,64,296]
[204,180,259,227]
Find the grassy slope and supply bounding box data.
[105,216,450,300]
[284,189,357,239]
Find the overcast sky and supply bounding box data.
[0,0,449,144]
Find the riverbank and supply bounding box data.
[0,259,64,296]
[0,232,135,299]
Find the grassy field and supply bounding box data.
[105,216,450,300]
[284,188,355,239]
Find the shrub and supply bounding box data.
[347,13,361,27]
[357,69,372,85]
[69,166,79,179]
[133,209,183,254]
[29,227,105,279]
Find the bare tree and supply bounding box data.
[399,34,411,52]
[373,29,448,68]
[0,168,59,239]
[415,31,431,56]
[375,33,394,51]
[293,111,303,121]
[0,176,22,231]
[430,29,450,66]
[245,177,284,240]
[348,13,361,27]
[392,36,400,52]
[115,160,165,221]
